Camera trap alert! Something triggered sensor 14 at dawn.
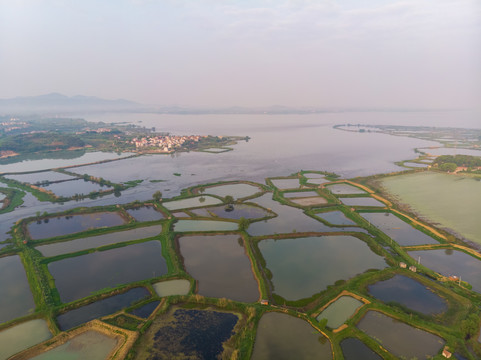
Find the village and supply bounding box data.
[130,134,207,152]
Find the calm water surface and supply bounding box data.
[367,275,447,314]
[173,219,238,232]
[357,310,445,359]
[316,211,356,226]
[49,241,167,303]
[202,183,262,199]
[40,179,110,197]
[28,212,125,240]
[0,255,36,324]
[340,337,382,360]
[179,235,259,302]
[153,279,191,297]
[36,224,162,257]
[126,206,164,222]
[259,235,387,300]
[316,296,364,328]
[0,319,51,360]
[252,312,332,360]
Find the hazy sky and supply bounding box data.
[1,0,480,108]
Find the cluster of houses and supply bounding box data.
[130,135,206,152]
[0,118,27,133]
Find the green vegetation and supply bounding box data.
[434,154,481,173]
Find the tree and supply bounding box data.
[440,162,457,172]
[152,190,163,202]
[224,195,234,204]
[239,217,249,231]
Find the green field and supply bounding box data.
[379,172,481,245]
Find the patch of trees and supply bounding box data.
[434,155,481,172]
[0,132,85,153]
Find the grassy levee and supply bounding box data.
[0,176,57,202]
[241,231,270,300]
[0,186,25,214]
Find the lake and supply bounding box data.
[357,310,445,359]
[49,241,167,303]
[4,171,76,183]
[379,171,481,245]
[28,212,125,240]
[179,234,259,302]
[367,274,447,315]
[258,235,387,300]
[0,255,36,324]
[251,312,332,360]
[36,224,162,257]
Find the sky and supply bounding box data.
[0,0,480,109]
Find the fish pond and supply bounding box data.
[173,219,238,232]
[340,338,382,360]
[270,178,300,189]
[357,311,445,359]
[39,179,110,197]
[57,287,150,331]
[49,241,167,303]
[36,224,162,257]
[367,274,447,315]
[359,212,438,246]
[258,235,387,300]
[316,211,357,226]
[4,171,76,183]
[31,330,118,360]
[408,249,481,293]
[288,196,328,206]
[339,197,385,207]
[163,196,223,210]
[326,183,366,194]
[201,183,262,199]
[153,279,191,297]
[133,308,238,360]
[306,178,330,185]
[379,171,481,245]
[251,312,332,360]
[316,296,364,329]
[0,255,36,324]
[283,191,319,198]
[129,301,160,319]
[28,212,125,240]
[192,203,272,220]
[179,235,259,302]
[0,319,52,360]
[126,206,164,222]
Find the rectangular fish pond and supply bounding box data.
[316,295,364,329]
[0,255,36,324]
[252,312,332,360]
[258,235,387,300]
[49,241,167,303]
[173,220,238,232]
[0,319,52,360]
[36,224,162,257]
[28,212,125,240]
[339,197,386,207]
[57,287,150,331]
[357,310,445,359]
[179,234,259,302]
[163,196,223,210]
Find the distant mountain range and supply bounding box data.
[0,93,146,114]
[0,93,449,116]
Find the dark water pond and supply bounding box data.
[360,212,438,246]
[251,312,332,360]
[316,211,356,226]
[40,179,110,197]
[408,249,481,293]
[258,235,387,300]
[57,287,150,330]
[49,240,167,303]
[179,234,259,302]
[135,308,238,360]
[129,300,160,319]
[357,310,445,359]
[368,275,447,315]
[340,337,382,360]
[36,224,162,257]
[28,212,125,240]
[126,206,164,222]
[0,255,36,324]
